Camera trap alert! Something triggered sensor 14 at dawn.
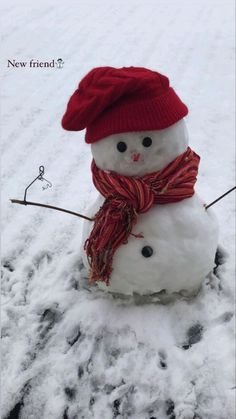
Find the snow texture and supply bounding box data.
[90,120,189,177]
[83,120,219,296]
[1,0,235,418]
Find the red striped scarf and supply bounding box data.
[84,147,200,285]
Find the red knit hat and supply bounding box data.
[61,66,188,144]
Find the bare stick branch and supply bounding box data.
[205,186,236,210]
[10,199,94,222]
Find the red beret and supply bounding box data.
[61,66,188,143]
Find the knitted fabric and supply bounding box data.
[61,66,188,143]
[84,147,200,284]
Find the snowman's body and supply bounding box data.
[82,120,219,296]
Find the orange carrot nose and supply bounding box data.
[132,153,140,162]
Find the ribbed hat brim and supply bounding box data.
[85,88,188,143]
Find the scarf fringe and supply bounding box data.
[84,198,138,284]
[85,147,200,285]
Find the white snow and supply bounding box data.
[91,120,188,176]
[85,119,219,296]
[1,0,235,418]
[83,192,219,296]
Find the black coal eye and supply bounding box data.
[141,246,153,258]
[142,137,152,147]
[117,141,127,152]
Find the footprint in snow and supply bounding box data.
[2,260,15,273]
[182,323,204,350]
[213,246,227,278]
[158,350,168,369]
[36,305,63,350]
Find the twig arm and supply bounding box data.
[10,199,94,222]
[205,186,236,210]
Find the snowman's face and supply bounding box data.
[91,119,189,176]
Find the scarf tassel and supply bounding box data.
[84,147,200,285]
[84,198,138,284]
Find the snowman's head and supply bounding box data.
[91,119,189,176]
[61,66,189,174]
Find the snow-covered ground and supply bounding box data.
[1,0,235,418]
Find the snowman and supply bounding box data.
[57,58,64,69]
[61,66,219,298]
